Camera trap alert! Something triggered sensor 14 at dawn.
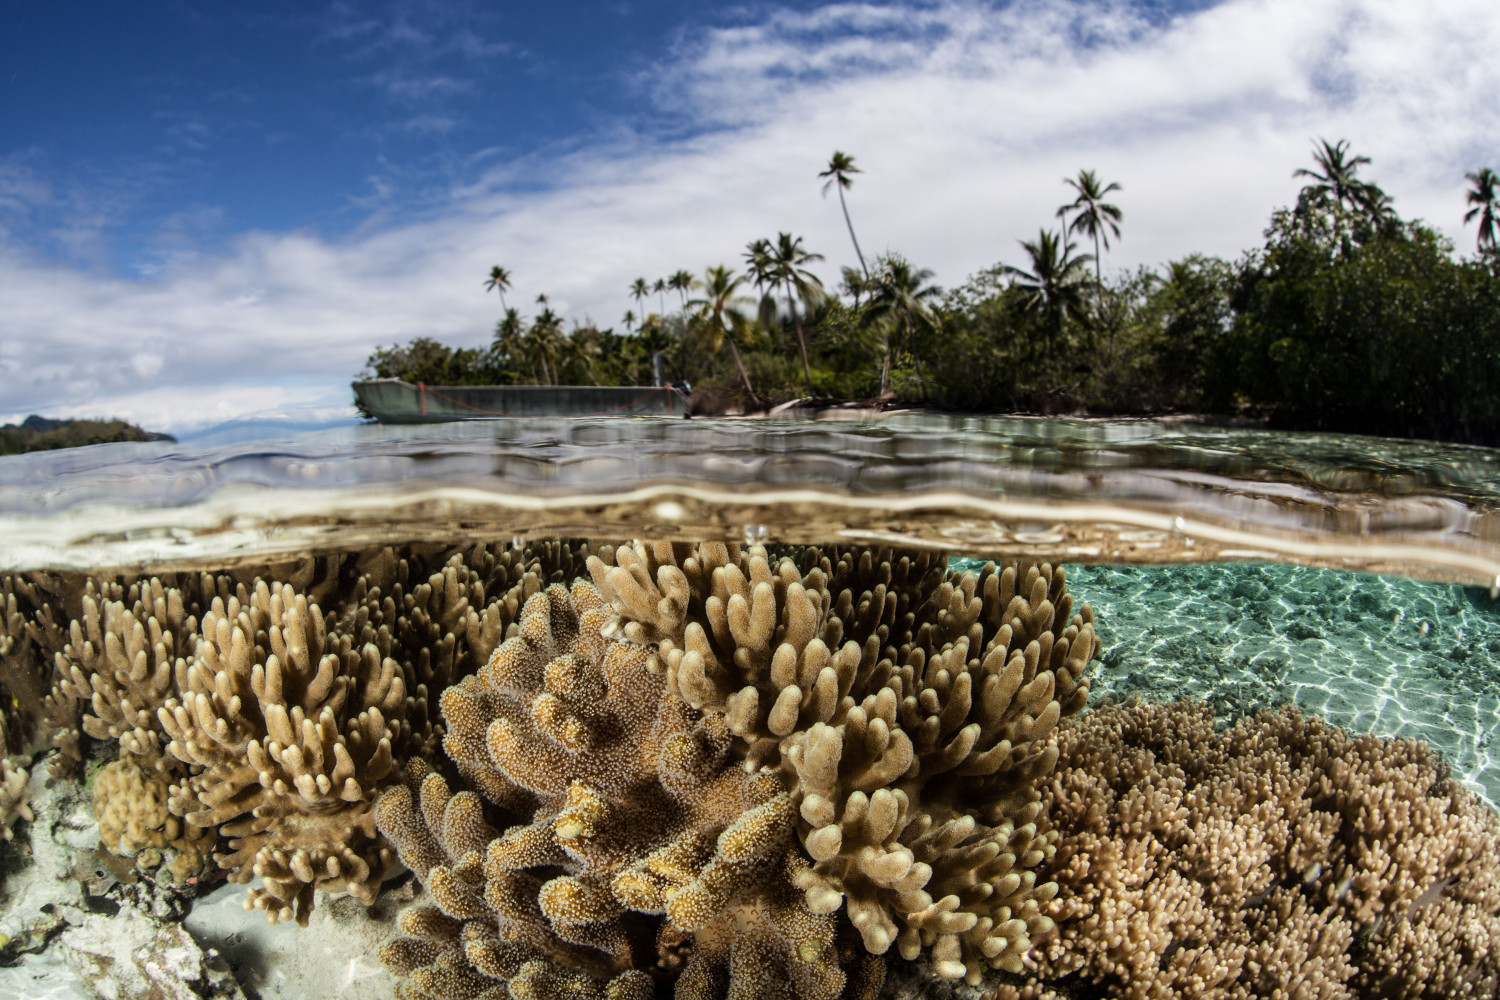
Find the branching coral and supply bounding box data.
[587,543,1097,984]
[157,578,426,924]
[32,541,590,926]
[377,580,877,999]
[53,578,205,769]
[0,756,31,841]
[1029,699,1500,999]
[92,758,213,880]
[2,572,74,763]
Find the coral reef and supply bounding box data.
[376,543,1096,998]
[34,541,598,926]
[1027,699,1500,999]
[376,580,860,999]
[0,755,31,841]
[2,572,73,762]
[92,759,214,881]
[157,578,431,924]
[54,577,209,769]
[588,543,1096,983]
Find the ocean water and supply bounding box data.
[1,412,1497,999]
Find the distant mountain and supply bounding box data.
[0,415,176,455]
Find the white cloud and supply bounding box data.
[2,0,1497,433]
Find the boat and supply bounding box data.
[352,378,691,423]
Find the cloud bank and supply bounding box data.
[2,0,1497,432]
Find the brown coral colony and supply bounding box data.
[5,541,1500,998]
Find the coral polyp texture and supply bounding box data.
[588,543,1096,984]
[1030,699,1500,999]
[92,758,213,879]
[375,543,1094,998]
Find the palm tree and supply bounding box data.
[527,308,564,385]
[483,265,513,312]
[771,232,826,395]
[742,238,780,336]
[491,307,525,377]
[687,265,759,404]
[840,266,869,307]
[820,151,870,279]
[622,309,637,334]
[630,277,650,318]
[653,278,668,316]
[668,269,696,310]
[1057,170,1122,285]
[866,256,939,396]
[1465,167,1499,251]
[1294,138,1383,215]
[1003,229,1094,357]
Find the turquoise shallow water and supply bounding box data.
[1050,561,1500,808]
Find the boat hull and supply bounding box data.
[353,379,689,422]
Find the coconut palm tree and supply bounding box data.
[668,269,696,310]
[840,266,869,307]
[630,278,650,318]
[820,151,870,280]
[688,265,759,404]
[491,306,525,378]
[866,256,939,396]
[772,232,825,395]
[1057,170,1122,285]
[622,309,637,335]
[653,278,668,316]
[484,265,513,312]
[1294,138,1381,215]
[1003,229,1094,357]
[742,238,780,336]
[1465,167,1499,251]
[527,308,564,385]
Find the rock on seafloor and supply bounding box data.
[0,759,408,1000]
[60,915,243,1000]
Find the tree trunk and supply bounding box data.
[878,327,890,396]
[727,340,758,405]
[839,188,870,280]
[787,290,814,396]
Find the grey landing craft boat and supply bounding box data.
[353,378,691,423]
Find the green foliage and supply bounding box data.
[0,417,163,455]
[1228,196,1500,442]
[358,155,1500,444]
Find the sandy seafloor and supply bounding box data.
[1,559,1497,1000]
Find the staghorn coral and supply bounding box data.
[587,543,1097,984]
[0,756,31,841]
[1026,699,1500,999]
[92,758,213,880]
[377,580,874,999]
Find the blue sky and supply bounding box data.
[2,0,1497,431]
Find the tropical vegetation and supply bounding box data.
[360,142,1500,445]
